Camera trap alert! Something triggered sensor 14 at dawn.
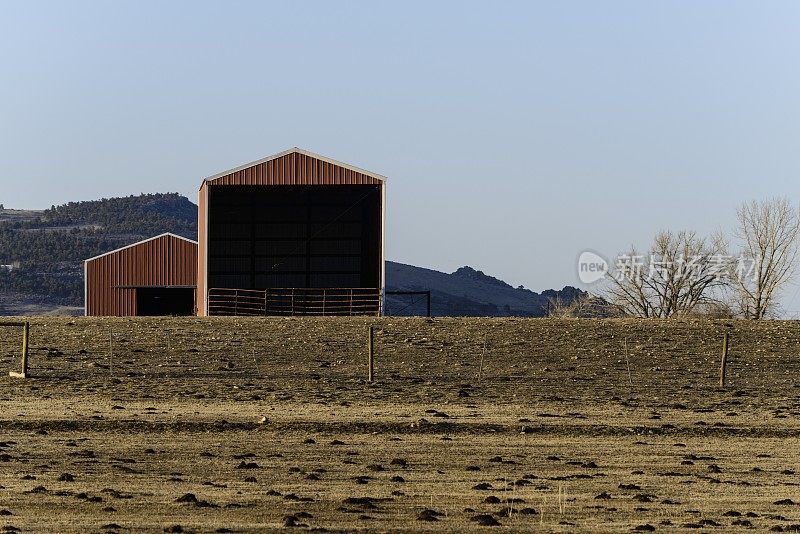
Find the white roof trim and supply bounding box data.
[200,147,388,188]
[84,233,198,263]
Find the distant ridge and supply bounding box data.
[385,261,585,317]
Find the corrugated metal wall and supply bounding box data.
[206,152,383,186]
[196,150,384,316]
[198,189,207,316]
[85,234,198,316]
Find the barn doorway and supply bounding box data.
[136,287,195,316]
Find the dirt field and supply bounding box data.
[1,317,800,532]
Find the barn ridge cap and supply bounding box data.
[200,147,388,188]
[83,233,198,264]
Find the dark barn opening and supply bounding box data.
[206,185,381,315]
[136,287,196,316]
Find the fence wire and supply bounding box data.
[2,318,800,400]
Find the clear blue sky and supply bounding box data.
[2,1,799,311]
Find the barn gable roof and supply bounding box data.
[200,147,387,188]
[84,233,197,264]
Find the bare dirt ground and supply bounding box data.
[1,317,800,533]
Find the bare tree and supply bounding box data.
[603,230,728,318]
[732,198,800,319]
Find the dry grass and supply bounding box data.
[0,317,799,532]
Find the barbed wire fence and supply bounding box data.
[2,317,800,398]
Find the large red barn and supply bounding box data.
[197,148,386,316]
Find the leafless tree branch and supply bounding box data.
[602,230,729,318]
[732,197,800,319]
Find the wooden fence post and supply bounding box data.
[23,321,29,374]
[9,321,29,378]
[368,326,374,382]
[719,332,729,388]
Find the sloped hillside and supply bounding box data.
[0,193,197,313]
[385,262,585,317]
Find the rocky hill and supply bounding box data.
[0,194,584,316]
[385,262,585,316]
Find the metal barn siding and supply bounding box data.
[204,150,383,187]
[197,188,207,316]
[196,148,386,316]
[85,233,198,316]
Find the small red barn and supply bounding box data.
[84,233,198,316]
